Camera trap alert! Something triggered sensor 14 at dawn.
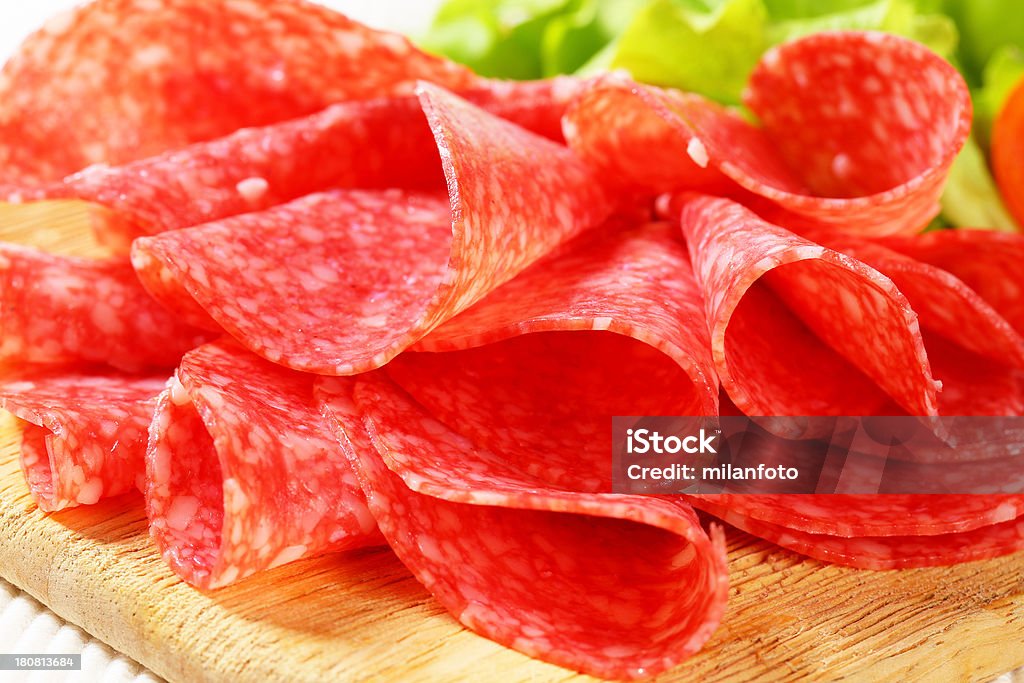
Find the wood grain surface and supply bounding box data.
[0,202,1022,682]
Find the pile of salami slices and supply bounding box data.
[1,1,1023,679]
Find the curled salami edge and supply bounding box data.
[0,372,166,512]
[145,339,380,589]
[0,243,211,371]
[318,374,729,680]
[40,77,582,250]
[691,497,1024,570]
[132,84,611,374]
[564,32,970,236]
[677,194,938,420]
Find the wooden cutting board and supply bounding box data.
[0,203,1023,683]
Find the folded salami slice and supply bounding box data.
[318,374,728,679]
[743,31,971,234]
[146,339,380,589]
[690,497,1024,569]
[677,194,938,419]
[132,84,611,374]
[564,32,970,236]
[820,236,1024,371]
[0,244,211,371]
[879,229,1024,338]
[0,0,476,185]
[1,371,165,512]
[688,493,1024,539]
[39,77,583,250]
[417,222,718,417]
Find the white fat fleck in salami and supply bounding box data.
[677,194,938,420]
[0,243,211,371]
[131,85,611,374]
[0,0,477,185]
[317,376,728,680]
[0,371,166,512]
[145,339,381,589]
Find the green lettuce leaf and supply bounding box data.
[942,0,1024,85]
[974,45,1024,146]
[941,135,1021,231]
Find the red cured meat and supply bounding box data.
[688,493,1024,538]
[879,229,1024,339]
[417,222,718,417]
[745,31,971,235]
[133,190,452,364]
[819,235,1024,371]
[0,371,165,512]
[691,497,1024,569]
[814,235,1024,415]
[132,84,611,374]
[146,339,381,589]
[563,75,807,201]
[677,194,938,419]
[318,374,728,680]
[564,32,970,236]
[0,244,211,371]
[36,77,583,251]
[0,0,476,185]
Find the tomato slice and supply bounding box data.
[993,75,1024,226]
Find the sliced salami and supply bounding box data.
[815,235,1024,415]
[1,371,166,512]
[318,374,728,679]
[564,32,970,236]
[743,31,970,234]
[417,222,719,417]
[677,194,938,419]
[819,235,1024,371]
[145,339,381,589]
[688,493,1024,538]
[879,229,1024,338]
[40,78,583,251]
[691,497,1024,569]
[0,243,211,371]
[0,0,476,185]
[132,85,611,374]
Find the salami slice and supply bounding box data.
[819,235,1024,371]
[688,492,1024,538]
[318,374,728,679]
[879,229,1024,338]
[0,0,476,185]
[691,497,1024,569]
[37,77,583,251]
[743,31,970,234]
[0,243,211,371]
[564,31,970,236]
[416,222,718,417]
[131,85,611,374]
[677,194,937,419]
[1,371,165,512]
[146,339,380,589]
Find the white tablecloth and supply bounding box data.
[0,579,161,683]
